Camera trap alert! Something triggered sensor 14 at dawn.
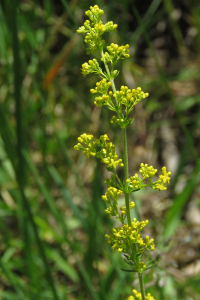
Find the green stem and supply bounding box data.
[110,79,117,94]
[138,273,146,300]
[122,128,131,226]
[101,50,123,119]
[101,49,111,77]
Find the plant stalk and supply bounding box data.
[101,49,111,77]
[138,273,146,300]
[122,128,131,226]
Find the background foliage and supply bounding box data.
[0,0,200,299]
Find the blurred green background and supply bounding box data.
[0,0,200,299]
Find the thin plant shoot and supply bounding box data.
[75,5,171,300]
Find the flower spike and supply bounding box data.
[76,6,170,300]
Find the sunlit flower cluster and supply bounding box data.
[85,5,104,24]
[152,166,172,190]
[74,133,124,169]
[77,5,117,53]
[102,187,122,218]
[105,220,155,254]
[102,187,135,223]
[102,43,130,65]
[81,59,102,77]
[90,79,111,95]
[112,86,149,110]
[126,173,141,190]
[139,163,158,179]
[104,86,149,128]
[90,82,149,127]
[126,163,171,192]
[126,290,155,300]
[102,187,123,203]
[90,79,113,107]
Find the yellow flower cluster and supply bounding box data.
[110,115,134,128]
[77,5,117,53]
[126,164,158,190]
[102,187,123,203]
[105,219,155,254]
[94,86,149,128]
[126,173,141,190]
[126,163,171,192]
[77,133,94,145]
[153,166,171,190]
[90,82,149,127]
[102,187,122,218]
[112,86,149,110]
[90,79,111,94]
[102,187,135,223]
[74,133,95,156]
[85,5,104,23]
[126,290,155,300]
[102,43,130,65]
[74,133,124,169]
[81,59,102,77]
[139,163,158,179]
[90,79,113,107]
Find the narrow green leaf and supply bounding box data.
[1,247,15,263]
[23,149,69,239]
[120,268,137,272]
[164,160,200,238]
[47,249,79,283]
[47,165,88,232]
[0,260,27,300]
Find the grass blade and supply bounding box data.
[0,260,27,300]
[47,165,88,232]
[22,149,69,239]
[164,159,200,239]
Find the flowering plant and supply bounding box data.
[75,5,171,300]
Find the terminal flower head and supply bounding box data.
[77,5,117,54]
